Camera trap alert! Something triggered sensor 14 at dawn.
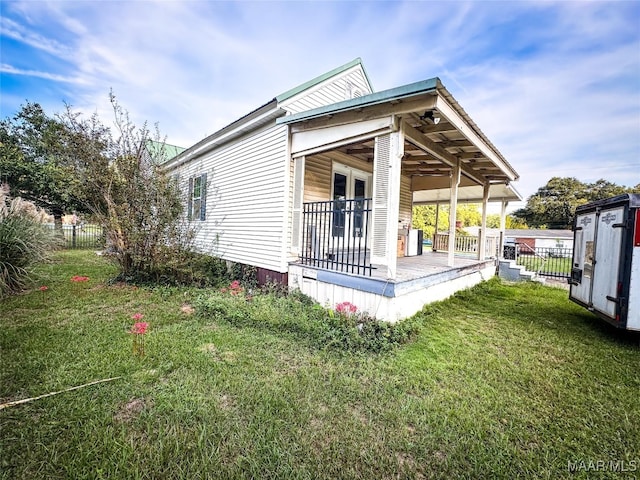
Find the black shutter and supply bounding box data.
[188,177,193,220]
[200,173,207,221]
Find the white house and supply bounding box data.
[163,59,522,321]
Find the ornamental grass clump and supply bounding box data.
[0,191,60,298]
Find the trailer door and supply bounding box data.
[591,206,625,319]
[571,211,597,306]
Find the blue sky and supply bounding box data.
[1,0,639,210]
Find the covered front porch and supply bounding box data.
[280,77,521,320]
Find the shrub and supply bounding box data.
[195,286,420,353]
[0,195,60,297]
[112,250,231,287]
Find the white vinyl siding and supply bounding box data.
[282,68,373,115]
[176,123,289,272]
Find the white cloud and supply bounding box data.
[1,0,638,204]
[0,63,86,84]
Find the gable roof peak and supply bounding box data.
[275,58,372,103]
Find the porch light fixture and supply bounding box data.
[420,110,441,125]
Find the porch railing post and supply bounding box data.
[447,160,461,267]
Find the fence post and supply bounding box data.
[72,225,77,248]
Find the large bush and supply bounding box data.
[60,93,201,284]
[0,193,59,297]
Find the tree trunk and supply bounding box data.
[54,213,64,233]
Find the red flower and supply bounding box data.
[71,275,89,282]
[230,280,241,290]
[131,313,144,321]
[39,285,48,292]
[130,322,149,335]
[336,301,358,315]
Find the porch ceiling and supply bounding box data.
[412,182,522,204]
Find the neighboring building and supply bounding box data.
[145,140,186,165]
[163,58,521,321]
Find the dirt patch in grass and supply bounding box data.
[114,397,150,423]
[180,303,195,315]
[198,343,236,363]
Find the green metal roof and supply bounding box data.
[277,77,440,125]
[146,140,186,164]
[276,58,372,103]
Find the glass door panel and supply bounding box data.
[332,173,347,237]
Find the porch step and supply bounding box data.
[498,260,545,284]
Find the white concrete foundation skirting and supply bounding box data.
[288,262,496,323]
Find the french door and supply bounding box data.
[331,165,370,238]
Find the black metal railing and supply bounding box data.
[47,224,106,249]
[510,244,573,279]
[301,198,373,276]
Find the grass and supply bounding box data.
[517,254,572,276]
[1,251,638,479]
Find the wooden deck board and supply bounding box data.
[371,251,490,282]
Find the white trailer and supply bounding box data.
[569,194,640,330]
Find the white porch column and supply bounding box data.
[370,127,404,279]
[478,182,490,260]
[433,202,440,251]
[499,200,508,258]
[447,160,461,267]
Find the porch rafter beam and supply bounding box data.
[418,122,457,134]
[435,95,518,181]
[403,122,486,185]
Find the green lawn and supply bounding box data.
[517,255,573,277]
[1,251,638,479]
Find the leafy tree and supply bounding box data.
[412,205,447,239]
[0,103,87,228]
[513,177,636,229]
[486,214,528,229]
[586,179,628,201]
[413,204,518,237]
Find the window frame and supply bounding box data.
[188,173,207,221]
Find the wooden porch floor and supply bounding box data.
[371,251,492,282]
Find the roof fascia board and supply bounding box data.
[275,58,364,103]
[359,59,374,93]
[163,100,283,170]
[277,78,440,126]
